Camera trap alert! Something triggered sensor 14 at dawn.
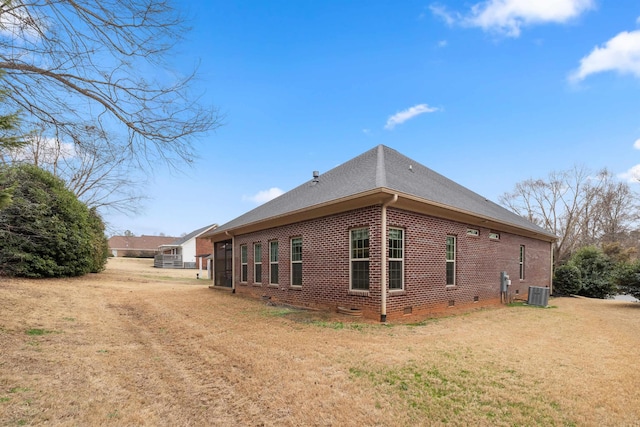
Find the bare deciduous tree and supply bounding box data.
[500,166,639,265]
[0,0,220,167]
[6,127,147,214]
[591,170,639,244]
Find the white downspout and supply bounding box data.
[380,194,398,323]
[549,241,554,295]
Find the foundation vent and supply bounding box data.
[403,306,413,315]
[448,300,455,307]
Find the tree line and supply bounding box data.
[500,166,640,300]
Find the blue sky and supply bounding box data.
[107,0,640,237]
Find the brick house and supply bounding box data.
[108,235,177,258]
[202,145,556,321]
[156,224,217,269]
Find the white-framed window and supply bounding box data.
[291,237,302,287]
[254,243,262,284]
[388,228,404,290]
[269,240,279,285]
[446,235,456,286]
[350,228,370,290]
[466,228,479,237]
[489,232,500,240]
[240,244,248,283]
[519,245,525,280]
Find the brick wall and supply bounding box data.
[385,209,552,320]
[229,206,552,321]
[195,237,213,257]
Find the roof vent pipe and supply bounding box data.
[312,171,319,182]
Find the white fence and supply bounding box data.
[154,254,183,269]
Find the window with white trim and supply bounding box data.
[446,235,456,286]
[291,237,302,287]
[254,243,262,284]
[350,228,369,290]
[388,228,404,290]
[240,244,248,283]
[519,245,525,280]
[269,241,279,285]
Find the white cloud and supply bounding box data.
[431,0,594,37]
[429,4,456,26]
[362,128,371,135]
[10,136,76,162]
[384,104,440,130]
[0,7,44,42]
[619,164,640,183]
[569,30,640,82]
[634,139,640,150]
[243,187,284,204]
[437,40,448,48]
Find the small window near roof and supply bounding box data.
[489,232,500,240]
[466,228,479,237]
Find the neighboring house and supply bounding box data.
[202,145,556,321]
[108,235,177,258]
[156,224,217,269]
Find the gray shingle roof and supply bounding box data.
[210,145,555,239]
[162,224,218,247]
[108,235,177,251]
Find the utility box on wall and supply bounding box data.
[527,286,550,307]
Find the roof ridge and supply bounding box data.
[207,145,555,240]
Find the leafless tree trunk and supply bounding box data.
[0,0,220,168]
[592,169,639,244]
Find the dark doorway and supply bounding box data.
[214,240,233,288]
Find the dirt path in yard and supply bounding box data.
[0,259,380,426]
[1,257,639,426]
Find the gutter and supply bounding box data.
[380,193,398,323]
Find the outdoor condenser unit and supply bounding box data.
[527,286,550,307]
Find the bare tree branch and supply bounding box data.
[499,166,640,265]
[0,0,220,168]
[7,127,148,214]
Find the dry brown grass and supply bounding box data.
[1,257,639,426]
